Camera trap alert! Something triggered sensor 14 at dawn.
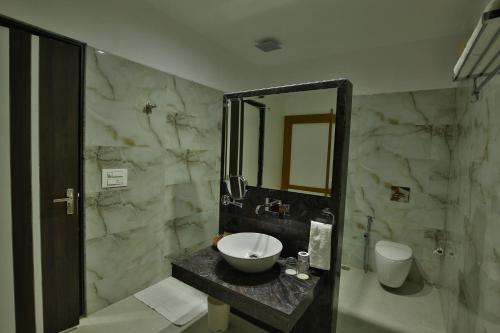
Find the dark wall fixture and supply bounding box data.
[219,79,353,333]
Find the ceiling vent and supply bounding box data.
[255,38,282,52]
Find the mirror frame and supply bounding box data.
[221,79,352,198]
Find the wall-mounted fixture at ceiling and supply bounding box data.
[255,37,282,52]
[453,0,499,99]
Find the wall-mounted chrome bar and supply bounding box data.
[363,216,374,273]
[473,63,500,100]
[453,8,499,99]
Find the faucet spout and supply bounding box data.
[267,199,281,207]
[255,198,283,215]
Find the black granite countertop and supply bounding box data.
[172,246,321,332]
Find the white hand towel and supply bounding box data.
[134,277,207,326]
[308,221,332,270]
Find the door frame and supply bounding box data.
[242,99,266,187]
[281,113,336,195]
[0,14,87,330]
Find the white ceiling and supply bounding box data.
[144,0,483,67]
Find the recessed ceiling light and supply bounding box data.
[97,50,105,54]
[255,38,281,52]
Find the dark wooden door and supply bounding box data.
[39,36,82,333]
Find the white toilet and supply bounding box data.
[375,240,413,288]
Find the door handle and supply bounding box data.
[53,188,75,215]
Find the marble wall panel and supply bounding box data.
[342,88,456,285]
[84,47,222,314]
[440,77,500,333]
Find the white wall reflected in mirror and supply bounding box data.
[230,88,338,196]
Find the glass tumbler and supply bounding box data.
[297,251,310,280]
[285,257,297,275]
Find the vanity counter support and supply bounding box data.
[172,246,321,332]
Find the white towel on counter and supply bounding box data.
[308,220,332,270]
[134,277,207,326]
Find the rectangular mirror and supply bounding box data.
[222,82,341,197]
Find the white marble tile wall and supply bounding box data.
[440,77,500,333]
[342,88,456,285]
[84,47,221,313]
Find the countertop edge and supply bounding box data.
[172,259,316,332]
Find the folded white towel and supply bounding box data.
[134,277,207,326]
[308,220,332,270]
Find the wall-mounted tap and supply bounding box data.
[255,197,289,216]
[424,228,448,257]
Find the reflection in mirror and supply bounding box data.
[241,99,265,187]
[282,113,335,195]
[226,175,248,201]
[223,88,337,197]
[221,175,248,208]
[223,99,265,187]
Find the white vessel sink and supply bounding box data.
[217,233,283,273]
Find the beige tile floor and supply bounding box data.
[71,266,446,333]
[70,296,265,333]
[336,267,446,333]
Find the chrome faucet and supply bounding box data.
[321,208,335,222]
[255,197,285,215]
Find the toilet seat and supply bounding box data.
[375,240,412,261]
[375,240,413,288]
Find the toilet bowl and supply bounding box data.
[375,240,413,288]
